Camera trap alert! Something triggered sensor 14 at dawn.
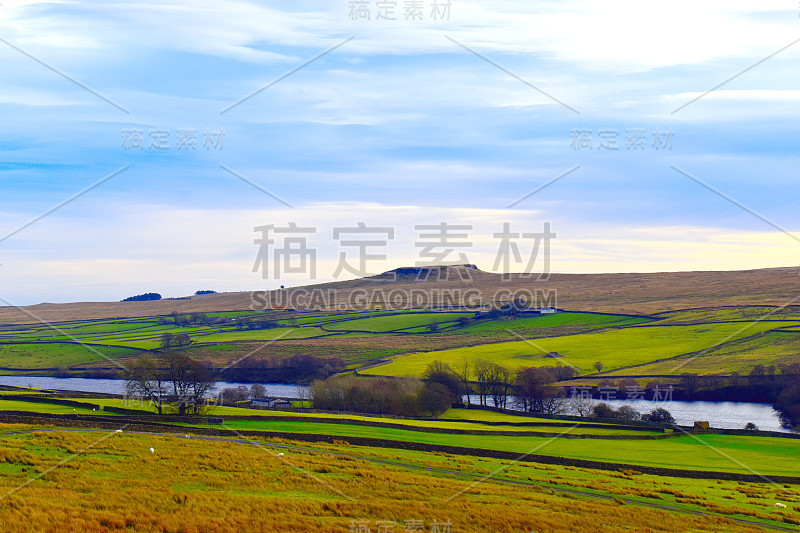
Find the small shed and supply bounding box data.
[207,417,224,425]
[693,421,710,430]
[252,397,293,409]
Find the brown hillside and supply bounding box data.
[0,266,798,324]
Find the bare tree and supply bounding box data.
[162,352,213,415]
[569,393,596,417]
[124,354,165,414]
[473,360,492,406]
[514,366,562,413]
[250,383,267,398]
[453,357,473,405]
[487,363,512,409]
[542,395,568,415]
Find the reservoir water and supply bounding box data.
[0,375,305,400]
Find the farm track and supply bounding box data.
[2,426,796,532]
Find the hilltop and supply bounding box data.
[0,265,798,324]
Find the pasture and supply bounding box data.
[0,428,777,532]
[364,321,797,377]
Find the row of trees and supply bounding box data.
[160,333,192,349]
[310,375,452,416]
[591,402,675,424]
[157,313,227,326]
[219,384,268,402]
[423,359,578,413]
[422,359,676,423]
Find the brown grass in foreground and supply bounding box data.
[0,428,767,532]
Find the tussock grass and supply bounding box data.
[0,427,775,532]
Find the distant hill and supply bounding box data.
[121,292,162,302]
[0,265,798,324]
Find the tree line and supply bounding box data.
[310,375,452,417]
[422,359,674,423]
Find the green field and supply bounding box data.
[1,306,800,381]
[324,312,473,332]
[0,343,140,370]
[460,312,651,333]
[365,321,797,377]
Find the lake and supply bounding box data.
[0,375,306,400]
[467,395,794,433]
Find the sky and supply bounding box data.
[0,0,799,304]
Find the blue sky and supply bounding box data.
[0,1,799,304]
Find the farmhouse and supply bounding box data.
[252,397,293,409]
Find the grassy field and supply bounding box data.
[7,396,786,479]
[0,427,780,532]
[0,343,140,370]
[324,312,473,332]
[365,321,797,378]
[0,398,658,436]
[604,330,800,376]
[2,305,800,380]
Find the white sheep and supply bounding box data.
[185,435,190,439]
[114,429,122,434]
[775,503,787,508]
[149,447,155,454]
[276,452,284,458]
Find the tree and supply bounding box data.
[775,376,800,428]
[220,386,249,403]
[426,320,440,333]
[614,405,641,422]
[453,357,473,405]
[590,402,617,419]
[643,407,675,425]
[680,373,700,398]
[423,361,462,402]
[250,384,267,398]
[417,382,452,416]
[487,363,512,408]
[174,333,192,348]
[121,292,162,302]
[514,366,563,413]
[160,333,175,349]
[161,352,215,416]
[744,422,759,431]
[473,360,493,406]
[593,361,604,373]
[569,393,596,417]
[124,354,165,414]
